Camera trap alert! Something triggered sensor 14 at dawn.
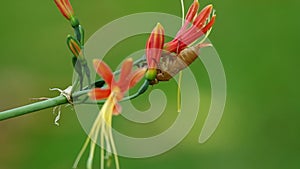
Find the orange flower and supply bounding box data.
[74,59,145,169]
[89,58,145,115]
[164,0,216,53]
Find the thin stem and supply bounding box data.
[124,80,149,100]
[72,76,80,93]
[0,79,148,121]
[0,95,67,121]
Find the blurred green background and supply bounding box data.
[0,0,299,169]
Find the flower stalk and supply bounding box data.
[0,54,149,122]
[0,1,218,169]
[0,95,68,121]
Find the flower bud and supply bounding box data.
[66,35,82,59]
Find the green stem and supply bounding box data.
[0,95,67,121]
[0,80,149,121]
[0,55,148,122]
[0,88,92,121]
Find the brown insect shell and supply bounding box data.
[156,46,199,81]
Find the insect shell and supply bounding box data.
[155,45,201,82]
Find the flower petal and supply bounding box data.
[118,58,133,84]
[164,4,214,54]
[93,59,114,86]
[146,23,165,69]
[177,14,215,51]
[181,14,216,46]
[186,0,199,23]
[88,88,111,100]
[175,0,200,39]
[129,68,146,89]
[112,103,122,115]
[193,4,213,29]
[63,0,73,14]
[200,14,216,34]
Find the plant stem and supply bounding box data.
[0,95,68,121]
[0,80,149,121]
[0,88,91,121]
[0,55,148,122]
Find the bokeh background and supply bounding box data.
[0,0,299,169]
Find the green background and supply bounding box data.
[0,0,299,169]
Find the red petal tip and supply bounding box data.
[125,57,133,63]
[186,0,199,22]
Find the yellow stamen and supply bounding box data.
[180,0,185,26]
[100,123,105,169]
[73,93,117,169]
[104,96,120,169]
[177,71,182,113]
[73,136,90,168]
[87,121,100,169]
[198,27,212,45]
[177,0,185,113]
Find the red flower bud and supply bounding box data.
[54,0,74,20]
[146,23,165,70]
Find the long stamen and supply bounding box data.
[73,112,101,169]
[102,96,120,169]
[108,125,120,169]
[180,0,185,26]
[73,137,91,168]
[178,0,185,114]
[104,130,112,160]
[100,124,105,169]
[198,27,212,45]
[74,93,115,169]
[87,123,100,169]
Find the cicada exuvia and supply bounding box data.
[149,43,211,84]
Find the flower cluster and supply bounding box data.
[145,0,216,83]
[53,1,216,169]
[164,0,216,54]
